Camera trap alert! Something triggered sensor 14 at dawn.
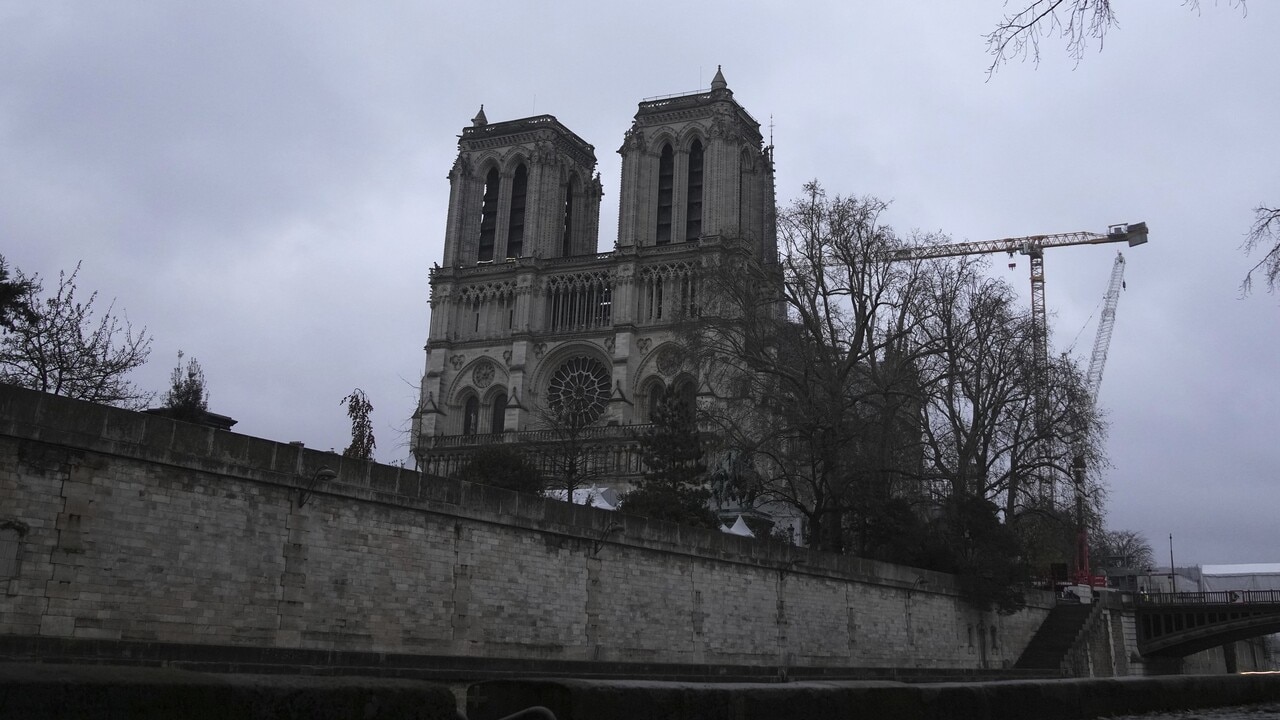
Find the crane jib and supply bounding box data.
[887,221,1148,262]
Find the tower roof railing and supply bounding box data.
[636,89,759,129]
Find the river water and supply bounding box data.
[1108,702,1280,719]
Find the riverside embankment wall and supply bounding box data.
[0,385,1051,674]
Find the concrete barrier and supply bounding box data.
[0,663,460,719]
[467,674,1280,720]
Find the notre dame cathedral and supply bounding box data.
[411,69,776,487]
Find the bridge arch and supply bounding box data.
[1137,591,1280,657]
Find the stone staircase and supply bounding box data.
[1014,602,1097,672]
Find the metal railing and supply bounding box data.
[426,424,654,449]
[1134,589,1280,606]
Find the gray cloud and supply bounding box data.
[2,2,1275,565]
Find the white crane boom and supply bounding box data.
[1085,253,1127,399]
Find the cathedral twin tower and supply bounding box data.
[413,69,777,477]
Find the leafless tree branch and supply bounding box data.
[986,1,1245,76]
[1241,204,1280,295]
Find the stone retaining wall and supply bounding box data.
[0,385,1051,674]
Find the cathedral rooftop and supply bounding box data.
[459,113,595,158]
[634,67,759,130]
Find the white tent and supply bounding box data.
[719,515,755,538]
[1199,564,1280,593]
[545,485,619,511]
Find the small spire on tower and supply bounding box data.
[710,65,727,90]
[472,105,488,127]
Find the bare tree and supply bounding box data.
[912,258,1106,521]
[986,1,1245,75]
[985,0,1118,74]
[1242,205,1280,294]
[1091,528,1156,570]
[986,4,1271,297]
[687,182,934,551]
[0,262,152,408]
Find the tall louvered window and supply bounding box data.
[656,144,674,244]
[477,167,499,262]
[506,164,527,258]
[561,175,577,257]
[685,140,704,241]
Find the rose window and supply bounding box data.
[546,356,611,427]
[473,360,495,388]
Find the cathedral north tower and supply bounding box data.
[440,108,603,267]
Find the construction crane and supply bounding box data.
[1085,252,1127,397]
[888,222,1148,370]
[1070,251,1128,585]
[890,223,1149,587]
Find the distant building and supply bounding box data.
[411,69,777,491]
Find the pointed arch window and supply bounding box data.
[656,144,674,245]
[645,381,666,422]
[491,392,507,434]
[561,175,578,257]
[685,139,704,241]
[478,167,499,262]
[463,396,480,435]
[506,164,527,258]
[675,379,697,421]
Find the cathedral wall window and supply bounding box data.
[546,271,613,332]
[561,175,578,257]
[684,139,704,241]
[454,281,516,340]
[462,396,480,435]
[638,262,696,324]
[739,148,753,237]
[673,377,697,419]
[506,164,527,258]
[477,167,500,262]
[546,356,611,427]
[656,144,674,244]
[490,391,507,434]
[641,379,666,422]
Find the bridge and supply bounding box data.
[1135,589,1280,656]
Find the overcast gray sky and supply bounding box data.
[3,2,1276,566]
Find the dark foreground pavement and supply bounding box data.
[0,663,459,719]
[6,662,1280,719]
[468,673,1280,720]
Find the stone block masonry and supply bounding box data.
[0,385,1051,675]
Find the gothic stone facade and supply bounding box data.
[412,70,776,480]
